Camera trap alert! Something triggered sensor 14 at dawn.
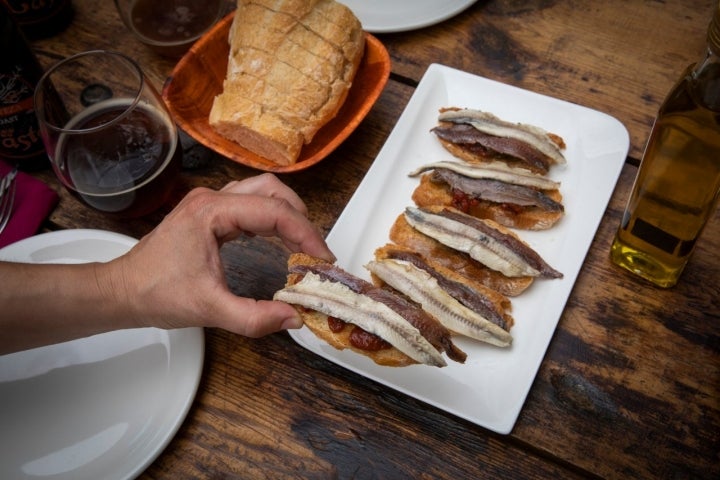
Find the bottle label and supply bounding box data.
[0,68,45,160]
[1,0,69,26]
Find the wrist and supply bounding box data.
[92,258,145,329]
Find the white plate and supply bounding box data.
[290,63,629,434]
[339,0,478,33]
[0,230,204,480]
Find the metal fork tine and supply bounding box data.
[0,168,18,235]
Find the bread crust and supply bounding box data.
[411,173,564,230]
[210,0,365,166]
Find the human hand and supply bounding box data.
[101,174,335,337]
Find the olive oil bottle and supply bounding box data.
[611,2,720,288]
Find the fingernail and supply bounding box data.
[281,315,303,330]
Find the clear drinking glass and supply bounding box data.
[114,0,225,57]
[34,50,182,217]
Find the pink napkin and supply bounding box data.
[0,160,60,249]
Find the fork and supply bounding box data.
[0,166,18,236]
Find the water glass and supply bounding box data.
[114,0,225,57]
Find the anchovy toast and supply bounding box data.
[275,253,466,367]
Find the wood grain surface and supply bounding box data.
[24,0,720,479]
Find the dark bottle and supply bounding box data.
[1,0,73,39]
[610,2,720,288]
[0,3,48,170]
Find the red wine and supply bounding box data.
[55,99,181,217]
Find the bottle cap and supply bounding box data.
[709,1,720,52]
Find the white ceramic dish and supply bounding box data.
[339,0,478,33]
[289,63,629,434]
[0,230,204,480]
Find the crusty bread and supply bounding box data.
[209,0,365,166]
[411,173,564,230]
[388,213,534,297]
[285,253,417,367]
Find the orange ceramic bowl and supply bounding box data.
[162,12,391,173]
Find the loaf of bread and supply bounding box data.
[209,0,365,166]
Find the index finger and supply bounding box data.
[211,193,335,262]
[220,173,308,217]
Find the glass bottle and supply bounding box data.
[0,0,73,39]
[610,2,720,288]
[0,3,48,170]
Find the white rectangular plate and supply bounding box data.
[289,63,629,434]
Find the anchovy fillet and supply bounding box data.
[438,109,566,165]
[366,259,513,347]
[380,247,510,330]
[274,272,447,367]
[432,169,564,212]
[404,207,563,279]
[408,161,560,190]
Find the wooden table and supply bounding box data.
[26,1,719,478]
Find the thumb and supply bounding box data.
[212,295,303,337]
